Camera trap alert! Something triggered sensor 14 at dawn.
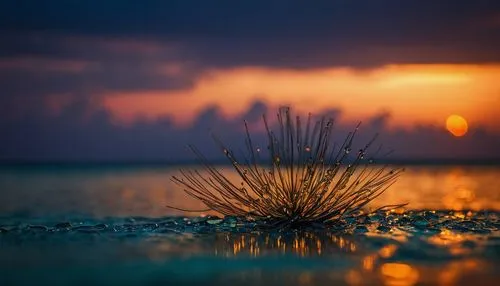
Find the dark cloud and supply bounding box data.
[0,1,499,162]
[0,34,199,111]
[0,0,499,69]
[1,100,498,162]
[0,62,198,120]
[0,57,197,95]
[0,0,497,39]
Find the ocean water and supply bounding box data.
[0,164,499,285]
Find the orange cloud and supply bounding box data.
[101,64,500,132]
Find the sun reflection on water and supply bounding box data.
[135,227,493,285]
[437,259,483,285]
[213,232,359,257]
[380,263,419,286]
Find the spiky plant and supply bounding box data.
[171,107,405,228]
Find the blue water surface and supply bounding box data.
[1,164,499,285]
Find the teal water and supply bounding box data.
[1,164,499,285]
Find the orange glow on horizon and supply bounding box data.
[101,64,500,131]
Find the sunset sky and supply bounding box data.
[0,0,499,161]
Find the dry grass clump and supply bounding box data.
[171,107,404,228]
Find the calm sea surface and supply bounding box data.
[1,164,499,285]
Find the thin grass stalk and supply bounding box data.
[170,107,405,227]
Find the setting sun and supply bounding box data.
[446,115,468,137]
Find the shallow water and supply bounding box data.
[1,164,499,285]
